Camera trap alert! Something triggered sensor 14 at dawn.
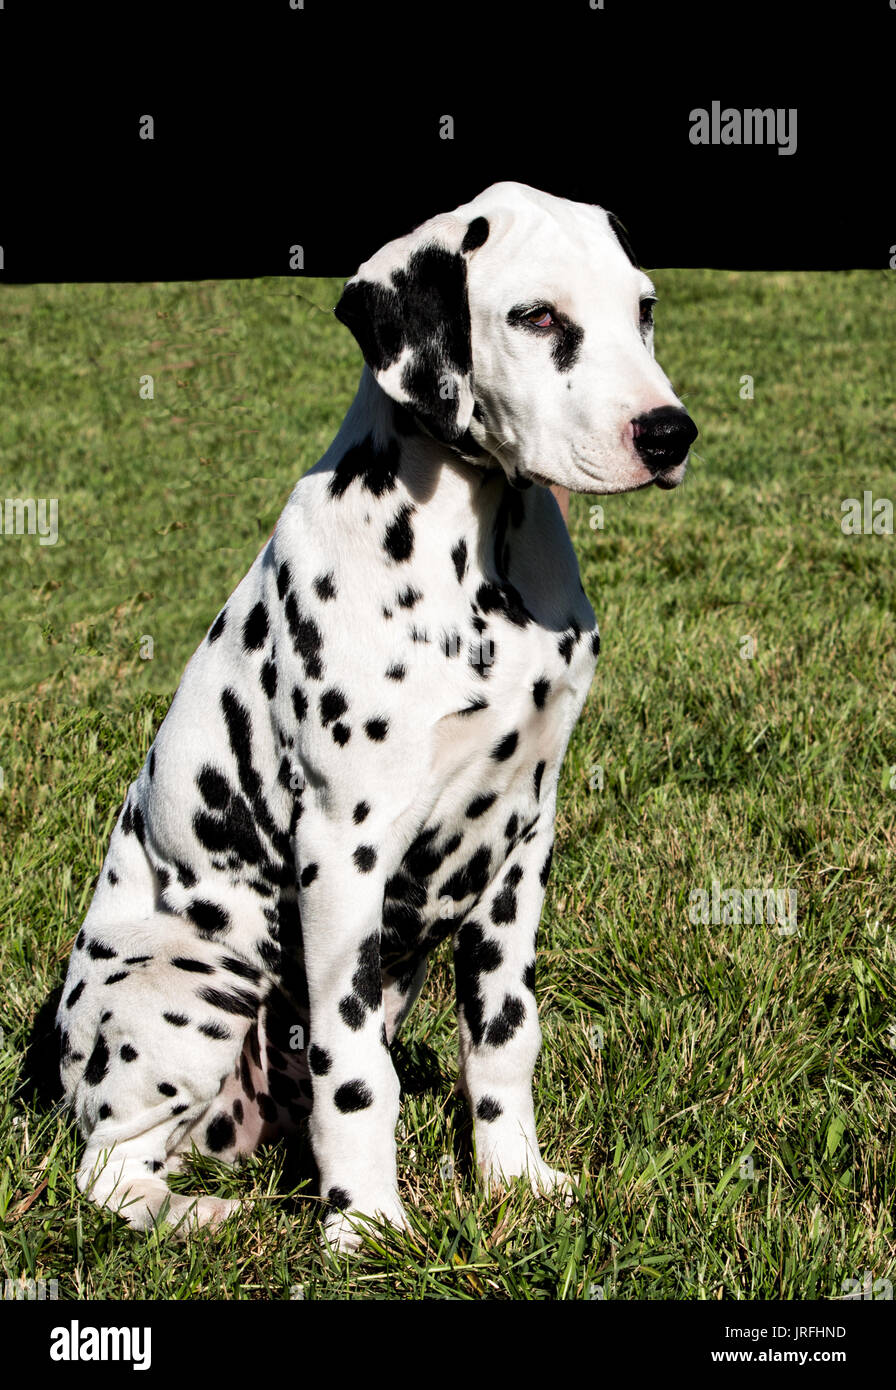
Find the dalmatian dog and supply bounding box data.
[55,181,697,1250]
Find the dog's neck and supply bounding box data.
[323,368,526,574]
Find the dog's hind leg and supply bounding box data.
[59,912,274,1233]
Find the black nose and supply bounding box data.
[631,406,698,471]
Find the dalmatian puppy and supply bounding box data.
[56,181,697,1250]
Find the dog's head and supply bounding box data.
[335,181,696,495]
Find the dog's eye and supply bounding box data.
[639,298,656,329]
[525,308,554,328]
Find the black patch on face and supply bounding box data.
[208,609,227,643]
[84,1034,109,1086]
[334,1079,374,1113]
[383,503,415,563]
[462,216,489,252]
[533,761,546,800]
[309,1044,332,1075]
[491,731,518,762]
[364,718,389,742]
[329,435,401,499]
[606,211,639,268]
[313,572,337,600]
[506,305,583,372]
[243,602,269,652]
[485,994,525,1046]
[205,1113,236,1153]
[552,315,584,372]
[476,1095,503,1121]
[335,243,473,446]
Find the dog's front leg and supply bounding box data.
[298,833,406,1252]
[453,804,573,1201]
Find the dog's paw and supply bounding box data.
[525,1160,576,1206]
[481,1155,577,1207]
[322,1193,409,1254]
[152,1193,241,1238]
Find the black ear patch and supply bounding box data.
[607,212,639,269]
[461,217,490,253]
[335,242,473,444]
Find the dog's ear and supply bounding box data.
[334,213,490,445]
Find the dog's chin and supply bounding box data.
[521,455,688,496]
[651,461,688,491]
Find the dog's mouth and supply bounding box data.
[652,468,685,490]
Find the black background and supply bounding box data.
[1,0,892,279]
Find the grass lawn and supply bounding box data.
[0,268,894,1300]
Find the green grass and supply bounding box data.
[1,269,895,1300]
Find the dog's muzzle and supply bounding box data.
[631,406,698,486]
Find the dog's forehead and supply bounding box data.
[459,184,644,306]
[351,184,630,294]
[458,182,617,253]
